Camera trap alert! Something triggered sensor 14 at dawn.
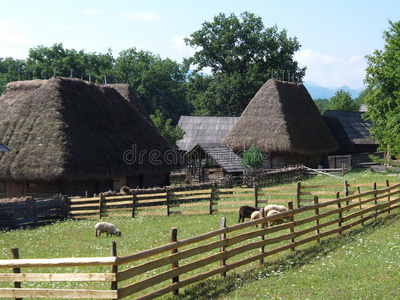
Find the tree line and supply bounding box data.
[0,12,304,125]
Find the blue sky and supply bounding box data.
[1,0,399,89]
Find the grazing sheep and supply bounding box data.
[94,222,121,237]
[263,204,287,217]
[266,209,283,226]
[238,205,258,223]
[250,210,261,221]
[119,186,132,195]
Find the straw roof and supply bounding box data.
[176,116,239,152]
[0,77,177,181]
[222,79,338,155]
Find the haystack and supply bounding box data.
[222,79,338,168]
[0,77,177,197]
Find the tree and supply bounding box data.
[185,12,305,116]
[354,88,368,109]
[365,20,400,157]
[241,145,263,169]
[313,98,330,115]
[115,48,190,123]
[329,90,358,111]
[150,110,185,149]
[0,57,26,94]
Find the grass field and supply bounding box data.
[1,169,400,299]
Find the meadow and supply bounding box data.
[0,168,399,299]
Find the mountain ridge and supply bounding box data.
[304,81,364,99]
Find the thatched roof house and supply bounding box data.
[0,77,177,197]
[176,116,239,152]
[222,79,338,168]
[323,110,378,153]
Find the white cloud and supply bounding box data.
[123,12,160,22]
[294,48,366,89]
[170,36,195,58]
[83,9,104,16]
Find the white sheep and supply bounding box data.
[250,210,261,221]
[263,204,287,217]
[94,222,121,237]
[266,209,283,226]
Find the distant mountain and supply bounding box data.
[304,81,364,100]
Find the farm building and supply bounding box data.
[322,116,356,155]
[176,116,238,152]
[0,77,178,198]
[323,110,378,154]
[186,143,247,183]
[222,79,339,169]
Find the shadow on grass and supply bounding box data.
[168,213,400,300]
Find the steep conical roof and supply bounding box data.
[222,79,338,155]
[0,77,176,180]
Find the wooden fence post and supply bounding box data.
[166,188,171,216]
[254,181,258,208]
[11,247,22,300]
[131,193,137,219]
[170,228,179,295]
[336,192,342,235]
[220,217,227,277]
[33,198,38,227]
[61,196,69,220]
[99,194,104,219]
[259,208,265,265]
[110,241,118,292]
[314,196,320,244]
[344,180,349,206]
[357,186,365,225]
[288,201,295,251]
[210,184,215,215]
[296,181,301,208]
[386,179,391,214]
[373,182,377,219]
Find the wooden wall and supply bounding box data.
[262,154,324,169]
[0,181,5,198]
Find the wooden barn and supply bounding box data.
[222,79,339,169]
[176,116,238,152]
[323,110,378,154]
[186,143,246,183]
[0,77,178,198]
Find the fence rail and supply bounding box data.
[1,180,400,299]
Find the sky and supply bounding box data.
[0,0,399,89]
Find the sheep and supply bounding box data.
[250,210,261,221]
[94,222,121,237]
[266,209,283,227]
[238,205,258,223]
[263,204,287,217]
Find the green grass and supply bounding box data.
[0,169,399,299]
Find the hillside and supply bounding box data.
[304,81,364,99]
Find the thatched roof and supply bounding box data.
[322,116,356,154]
[176,116,239,152]
[323,110,377,145]
[222,79,338,155]
[0,77,177,181]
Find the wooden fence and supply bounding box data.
[0,196,68,229]
[1,181,400,299]
[68,184,298,219]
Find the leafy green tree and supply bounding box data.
[329,90,358,111]
[354,88,368,109]
[0,57,26,94]
[115,48,190,123]
[185,12,305,116]
[365,20,400,157]
[150,110,185,149]
[313,98,330,115]
[241,145,263,169]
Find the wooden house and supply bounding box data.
[186,143,246,183]
[323,110,378,154]
[222,79,339,169]
[0,77,178,198]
